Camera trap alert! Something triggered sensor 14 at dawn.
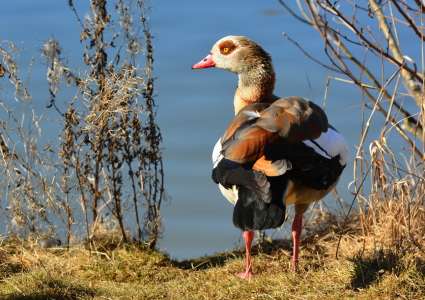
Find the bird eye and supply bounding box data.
[223,47,229,53]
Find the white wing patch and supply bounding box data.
[302,128,349,166]
[212,139,239,205]
[242,110,261,120]
[302,140,332,160]
[212,138,223,167]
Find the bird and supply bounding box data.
[192,36,349,279]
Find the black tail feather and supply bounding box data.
[232,176,287,232]
[212,159,271,203]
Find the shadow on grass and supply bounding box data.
[348,246,425,290]
[349,248,399,289]
[2,279,98,300]
[0,263,26,279]
[172,212,361,272]
[171,238,294,271]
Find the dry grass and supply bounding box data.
[1,1,425,299]
[1,214,424,300]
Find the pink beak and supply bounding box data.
[192,53,215,69]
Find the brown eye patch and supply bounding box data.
[219,40,237,55]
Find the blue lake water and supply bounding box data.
[0,1,415,260]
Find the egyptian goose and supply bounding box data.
[192,36,349,279]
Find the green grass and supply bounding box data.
[1,230,424,300]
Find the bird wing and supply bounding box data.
[220,102,278,164]
[220,97,329,165]
[256,97,328,142]
[213,97,333,202]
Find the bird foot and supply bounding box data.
[236,271,258,279]
[291,260,300,273]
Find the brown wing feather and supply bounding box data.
[252,155,291,176]
[220,114,248,145]
[221,103,273,163]
[256,97,328,143]
[222,126,279,163]
[220,102,269,144]
[220,97,328,168]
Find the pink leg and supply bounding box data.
[237,231,257,279]
[291,214,303,271]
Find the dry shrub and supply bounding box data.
[361,135,425,251]
[0,0,167,251]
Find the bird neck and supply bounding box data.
[234,67,276,115]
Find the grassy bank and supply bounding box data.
[1,215,424,299]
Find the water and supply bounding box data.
[0,1,413,260]
[149,1,361,260]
